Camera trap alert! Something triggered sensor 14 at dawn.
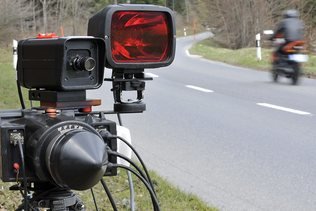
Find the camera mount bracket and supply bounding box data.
[28,90,101,110]
[105,69,153,113]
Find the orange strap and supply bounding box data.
[282,40,305,52]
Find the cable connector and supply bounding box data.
[99,129,113,139]
[106,162,116,172]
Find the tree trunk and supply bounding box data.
[40,0,47,33]
[32,0,36,34]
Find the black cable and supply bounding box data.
[108,150,157,211]
[16,202,36,211]
[100,179,118,211]
[108,150,150,185]
[111,163,160,211]
[16,80,25,109]
[110,135,157,196]
[16,189,37,211]
[90,188,99,211]
[17,139,28,211]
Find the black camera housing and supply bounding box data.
[17,37,105,91]
[0,110,117,190]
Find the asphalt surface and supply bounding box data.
[88,32,316,211]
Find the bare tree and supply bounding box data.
[66,0,94,35]
[204,0,305,49]
[32,0,37,34]
[39,0,48,33]
[0,0,33,43]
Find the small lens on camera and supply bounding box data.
[72,56,96,72]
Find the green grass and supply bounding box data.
[0,170,216,210]
[0,47,31,109]
[190,38,316,77]
[0,64,29,110]
[79,170,217,211]
[0,47,217,210]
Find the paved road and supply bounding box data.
[88,32,316,210]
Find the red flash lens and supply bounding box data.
[88,4,176,69]
[111,11,171,63]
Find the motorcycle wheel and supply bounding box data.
[291,63,300,85]
[271,68,278,82]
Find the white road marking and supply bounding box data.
[186,85,214,93]
[145,73,159,78]
[257,103,312,116]
[186,49,202,58]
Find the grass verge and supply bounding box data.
[0,47,217,210]
[189,38,316,77]
[0,170,217,210]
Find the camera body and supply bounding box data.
[0,109,117,190]
[17,36,105,91]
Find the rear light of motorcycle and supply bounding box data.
[88,4,176,70]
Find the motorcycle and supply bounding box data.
[271,38,308,85]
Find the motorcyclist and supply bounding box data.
[270,9,305,63]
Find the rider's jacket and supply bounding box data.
[273,17,304,42]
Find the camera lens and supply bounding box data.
[29,121,108,191]
[46,130,107,190]
[72,56,96,71]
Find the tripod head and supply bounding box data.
[15,183,85,211]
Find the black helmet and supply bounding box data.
[283,9,299,18]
